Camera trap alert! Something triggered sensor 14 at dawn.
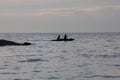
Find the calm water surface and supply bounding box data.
[0,33,120,80]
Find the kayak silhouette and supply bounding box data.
[51,38,74,41]
[51,34,74,41]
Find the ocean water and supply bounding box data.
[0,33,120,80]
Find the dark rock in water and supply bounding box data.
[0,39,31,46]
[23,42,31,45]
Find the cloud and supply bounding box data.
[0,0,120,32]
[0,5,120,19]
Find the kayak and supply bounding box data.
[51,38,74,41]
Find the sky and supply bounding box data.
[0,0,120,33]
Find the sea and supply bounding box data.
[0,33,120,80]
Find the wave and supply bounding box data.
[95,53,120,58]
[18,58,46,63]
[84,75,120,78]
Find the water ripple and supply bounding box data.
[0,67,8,69]
[106,64,120,67]
[95,54,120,58]
[0,72,17,74]
[14,79,31,80]
[32,70,42,73]
[81,54,94,58]
[48,77,60,79]
[18,58,46,62]
[77,63,92,67]
[84,75,120,78]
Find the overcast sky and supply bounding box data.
[0,0,120,33]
